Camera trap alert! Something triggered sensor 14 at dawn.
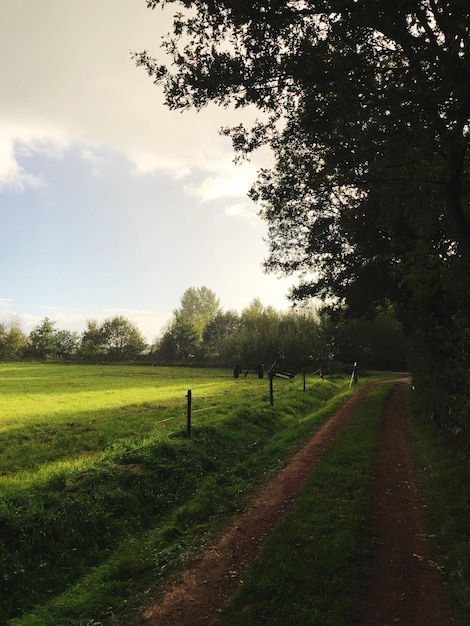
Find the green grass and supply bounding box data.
[406,389,470,624]
[0,364,268,486]
[3,365,459,626]
[214,383,392,626]
[0,363,361,625]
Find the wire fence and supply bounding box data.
[0,370,322,485]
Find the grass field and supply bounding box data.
[0,363,261,489]
[0,363,356,625]
[3,365,468,625]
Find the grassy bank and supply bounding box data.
[407,390,470,624]
[0,363,358,625]
[214,383,391,626]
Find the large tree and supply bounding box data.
[79,317,147,362]
[28,318,59,359]
[202,310,241,364]
[136,1,470,432]
[0,321,28,361]
[135,1,469,287]
[79,319,107,362]
[174,286,222,339]
[155,287,221,362]
[101,316,147,362]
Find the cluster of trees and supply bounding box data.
[150,287,405,370]
[0,316,146,363]
[0,287,405,370]
[135,2,470,440]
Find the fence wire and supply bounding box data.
[1,373,309,484]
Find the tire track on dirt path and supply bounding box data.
[141,383,380,626]
[363,381,454,625]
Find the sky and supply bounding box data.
[0,0,298,343]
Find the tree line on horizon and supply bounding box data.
[0,286,405,371]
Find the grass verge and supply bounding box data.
[214,384,393,626]
[2,368,361,625]
[406,389,470,624]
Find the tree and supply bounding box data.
[55,330,80,360]
[101,316,147,362]
[136,1,470,435]
[333,307,406,371]
[0,321,28,361]
[79,319,106,362]
[29,318,59,359]
[202,310,241,364]
[174,287,222,340]
[237,299,281,365]
[278,308,325,369]
[156,286,222,362]
[136,1,469,258]
[153,322,178,362]
[79,317,147,362]
[155,318,199,362]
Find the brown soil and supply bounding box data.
[362,382,454,626]
[140,380,454,626]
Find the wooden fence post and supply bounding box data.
[349,362,358,388]
[186,389,192,438]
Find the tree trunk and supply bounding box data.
[445,142,470,254]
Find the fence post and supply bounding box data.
[349,362,358,388]
[186,389,192,438]
[269,373,274,406]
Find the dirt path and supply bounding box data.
[363,381,453,625]
[140,380,453,625]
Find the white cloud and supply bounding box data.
[0,135,43,192]
[224,202,259,221]
[129,151,191,179]
[0,0,258,191]
[0,125,71,191]
[0,1,297,335]
[184,165,257,204]
[79,147,110,178]
[0,0,281,207]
